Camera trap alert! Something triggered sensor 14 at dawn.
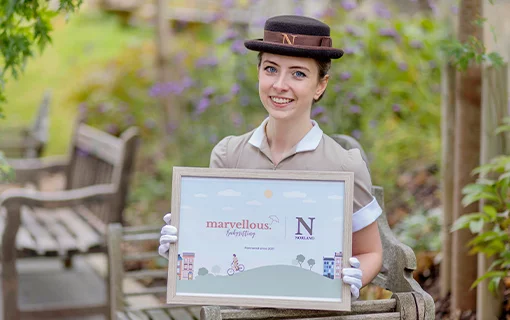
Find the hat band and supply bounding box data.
[263,30,332,47]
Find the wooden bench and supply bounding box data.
[0,115,140,319]
[107,224,201,320]
[0,90,52,158]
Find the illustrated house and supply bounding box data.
[334,252,343,279]
[177,254,183,280]
[182,252,195,280]
[323,257,334,279]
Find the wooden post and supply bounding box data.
[476,63,508,320]
[1,202,22,320]
[155,0,179,158]
[440,62,456,298]
[451,0,483,312]
[108,223,124,319]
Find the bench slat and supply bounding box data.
[286,313,401,320]
[187,306,201,319]
[127,310,150,320]
[122,225,161,234]
[35,207,78,255]
[0,207,38,252]
[124,252,161,261]
[167,308,194,320]
[21,206,59,254]
[117,311,132,320]
[145,309,173,320]
[123,233,160,242]
[125,269,167,279]
[55,207,102,252]
[76,124,123,166]
[125,287,167,297]
[216,299,397,319]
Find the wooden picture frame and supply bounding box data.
[166,166,354,311]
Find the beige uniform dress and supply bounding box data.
[209,118,382,232]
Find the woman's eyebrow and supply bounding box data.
[289,66,310,72]
[263,60,310,72]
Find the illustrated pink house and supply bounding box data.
[334,252,343,280]
[177,254,183,280]
[182,252,195,280]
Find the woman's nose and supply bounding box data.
[272,75,289,91]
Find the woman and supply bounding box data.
[159,14,383,300]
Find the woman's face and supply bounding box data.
[258,53,329,122]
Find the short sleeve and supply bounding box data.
[209,136,232,168]
[346,148,382,232]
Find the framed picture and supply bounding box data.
[166,167,354,311]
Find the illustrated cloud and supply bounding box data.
[246,200,262,206]
[194,193,208,198]
[218,189,241,197]
[283,191,307,198]
[328,195,343,200]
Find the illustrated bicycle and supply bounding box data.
[227,263,245,276]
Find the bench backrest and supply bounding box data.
[330,135,423,294]
[107,224,171,318]
[0,90,52,158]
[65,116,139,226]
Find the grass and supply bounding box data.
[1,7,152,155]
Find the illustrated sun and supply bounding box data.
[264,189,273,198]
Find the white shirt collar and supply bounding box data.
[248,117,323,153]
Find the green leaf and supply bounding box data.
[483,205,498,219]
[471,271,506,290]
[451,213,485,232]
[473,18,487,27]
[469,219,484,233]
[462,192,500,207]
[499,172,510,181]
[488,52,504,67]
[495,125,510,135]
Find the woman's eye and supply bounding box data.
[294,71,306,78]
[264,66,277,73]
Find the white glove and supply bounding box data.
[342,257,362,300]
[158,213,178,259]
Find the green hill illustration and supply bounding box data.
[177,265,343,299]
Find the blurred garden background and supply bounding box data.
[1,0,510,319]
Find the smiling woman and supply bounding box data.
[159,14,384,301]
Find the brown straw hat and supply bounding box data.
[244,15,344,60]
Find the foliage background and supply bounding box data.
[2,0,448,285]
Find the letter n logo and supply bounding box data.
[295,217,315,235]
[281,33,297,45]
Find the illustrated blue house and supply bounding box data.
[323,257,334,279]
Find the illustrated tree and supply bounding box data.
[296,254,305,268]
[307,259,315,271]
[198,267,209,276]
[211,265,221,275]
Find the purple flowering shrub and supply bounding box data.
[69,1,446,215]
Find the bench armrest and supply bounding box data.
[6,155,69,184]
[1,184,117,258]
[0,183,116,210]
